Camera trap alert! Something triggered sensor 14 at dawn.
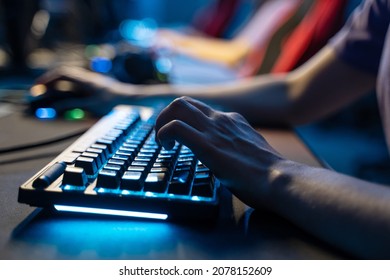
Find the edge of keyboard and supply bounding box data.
[18,105,220,221]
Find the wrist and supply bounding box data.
[263,159,302,211]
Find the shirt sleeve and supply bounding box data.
[330,0,390,74]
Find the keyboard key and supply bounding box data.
[196,163,210,173]
[191,182,214,198]
[116,150,134,158]
[144,172,167,193]
[121,171,143,191]
[178,156,195,163]
[150,167,169,173]
[157,154,174,160]
[61,152,81,164]
[81,152,102,168]
[103,164,122,172]
[75,156,98,175]
[153,162,172,172]
[138,152,155,158]
[140,148,156,154]
[62,166,88,187]
[191,172,214,197]
[96,138,115,153]
[86,148,106,162]
[160,149,176,156]
[124,139,141,146]
[96,169,120,189]
[90,143,109,159]
[107,159,127,171]
[119,146,137,153]
[112,154,131,164]
[131,161,149,168]
[168,170,191,195]
[194,172,211,184]
[128,166,146,173]
[176,161,194,171]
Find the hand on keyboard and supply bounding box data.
[19,104,220,221]
[155,97,284,209]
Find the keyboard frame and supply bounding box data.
[18,105,221,221]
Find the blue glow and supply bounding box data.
[191,196,201,201]
[90,57,112,73]
[155,57,172,74]
[119,18,157,47]
[35,108,57,119]
[144,191,156,197]
[54,205,168,220]
[62,185,86,192]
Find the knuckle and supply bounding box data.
[169,119,184,131]
[229,112,245,121]
[171,96,189,107]
[213,112,229,122]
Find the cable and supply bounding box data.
[0,128,87,154]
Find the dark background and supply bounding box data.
[0,0,389,186]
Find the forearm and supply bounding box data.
[265,160,390,258]
[111,47,376,126]
[112,75,292,126]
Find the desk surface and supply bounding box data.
[0,105,347,260]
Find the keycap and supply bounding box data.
[96,138,115,154]
[127,166,146,173]
[191,182,214,198]
[119,146,137,153]
[96,169,120,189]
[81,152,102,168]
[103,164,122,172]
[131,161,149,168]
[194,172,211,184]
[107,159,127,172]
[61,152,81,164]
[144,172,167,193]
[75,156,98,175]
[111,154,131,164]
[121,171,143,191]
[90,143,109,159]
[196,162,210,173]
[191,172,214,197]
[86,148,106,163]
[168,170,191,195]
[62,166,88,186]
[150,167,169,173]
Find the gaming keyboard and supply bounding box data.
[18,105,220,221]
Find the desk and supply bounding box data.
[0,105,347,260]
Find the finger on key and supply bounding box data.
[155,97,209,134]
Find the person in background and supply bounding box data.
[35,0,390,258]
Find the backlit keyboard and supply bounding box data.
[18,105,220,221]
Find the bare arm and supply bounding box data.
[37,46,375,125]
[154,97,390,259]
[111,47,376,125]
[265,160,390,258]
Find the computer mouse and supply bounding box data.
[26,81,93,119]
[112,51,169,84]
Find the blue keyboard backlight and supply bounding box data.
[54,205,168,220]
